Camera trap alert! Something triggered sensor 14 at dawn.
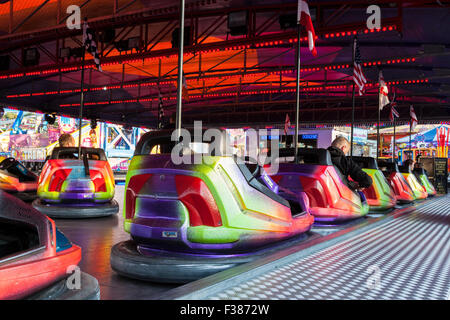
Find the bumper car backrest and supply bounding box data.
[398,165,411,174]
[51,147,107,161]
[351,156,393,194]
[137,131,176,155]
[377,160,399,178]
[350,156,379,170]
[413,168,427,176]
[278,148,332,165]
[0,191,52,263]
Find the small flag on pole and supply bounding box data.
[182,73,189,101]
[410,105,418,131]
[158,90,164,129]
[389,101,400,122]
[297,0,317,56]
[284,114,291,136]
[83,20,102,72]
[353,37,367,96]
[379,71,390,110]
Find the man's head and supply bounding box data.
[331,136,351,155]
[59,133,75,147]
[404,158,415,170]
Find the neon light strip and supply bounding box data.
[5,55,417,99]
[58,78,429,107]
[0,25,399,80]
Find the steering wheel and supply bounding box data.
[0,157,17,170]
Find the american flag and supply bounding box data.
[353,37,367,96]
[83,20,102,71]
[158,90,164,129]
[410,105,418,131]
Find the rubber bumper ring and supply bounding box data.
[32,198,119,218]
[25,272,100,300]
[111,234,311,284]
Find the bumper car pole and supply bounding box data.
[78,20,87,159]
[175,0,185,141]
[294,23,301,163]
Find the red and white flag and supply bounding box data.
[379,71,390,110]
[410,105,418,131]
[297,0,317,56]
[284,114,291,135]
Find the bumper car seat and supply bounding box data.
[399,165,428,200]
[271,148,369,222]
[349,156,396,211]
[377,160,415,204]
[0,190,99,300]
[413,168,436,196]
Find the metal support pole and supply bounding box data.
[294,24,301,163]
[392,116,396,162]
[350,37,356,158]
[377,87,380,161]
[78,45,86,159]
[175,0,185,141]
[409,118,412,158]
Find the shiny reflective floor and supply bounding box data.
[53,185,178,300]
[51,183,414,300]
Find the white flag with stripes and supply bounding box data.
[353,37,367,96]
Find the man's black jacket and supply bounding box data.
[327,146,373,190]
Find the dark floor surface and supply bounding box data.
[52,184,410,300]
[53,185,178,300]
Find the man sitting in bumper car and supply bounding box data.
[327,136,373,195]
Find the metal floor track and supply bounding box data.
[162,195,450,300]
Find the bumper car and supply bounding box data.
[350,157,396,211]
[399,165,428,200]
[0,157,38,202]
[377,160,415,204]
[271,148,369,222]
[32,147,119,218]
[0,190,100,300]
[413,168,437,196]
[111,130,314,283]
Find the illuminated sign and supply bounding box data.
[301,134,318,140]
